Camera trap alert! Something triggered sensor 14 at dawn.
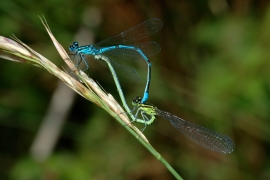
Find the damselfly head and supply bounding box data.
[69,42,79,51]
[132,96,142,106]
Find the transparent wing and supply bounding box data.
[96,18,163,46]
[109,59,141,83]
[99,42,161,61]
[156,109,234,154]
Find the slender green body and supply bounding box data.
[132,96,234,154]
[95,55,140,121]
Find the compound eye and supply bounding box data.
[137,96,142,102]
[132,96,143,106]
[69,42,79,51]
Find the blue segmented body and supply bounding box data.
[69,18,163,103]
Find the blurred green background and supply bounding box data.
[0,0,270,179]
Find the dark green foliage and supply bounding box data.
[0,0,269,179]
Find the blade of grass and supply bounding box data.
[0,16,183,180]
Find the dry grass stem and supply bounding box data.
[0,16,184,179]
